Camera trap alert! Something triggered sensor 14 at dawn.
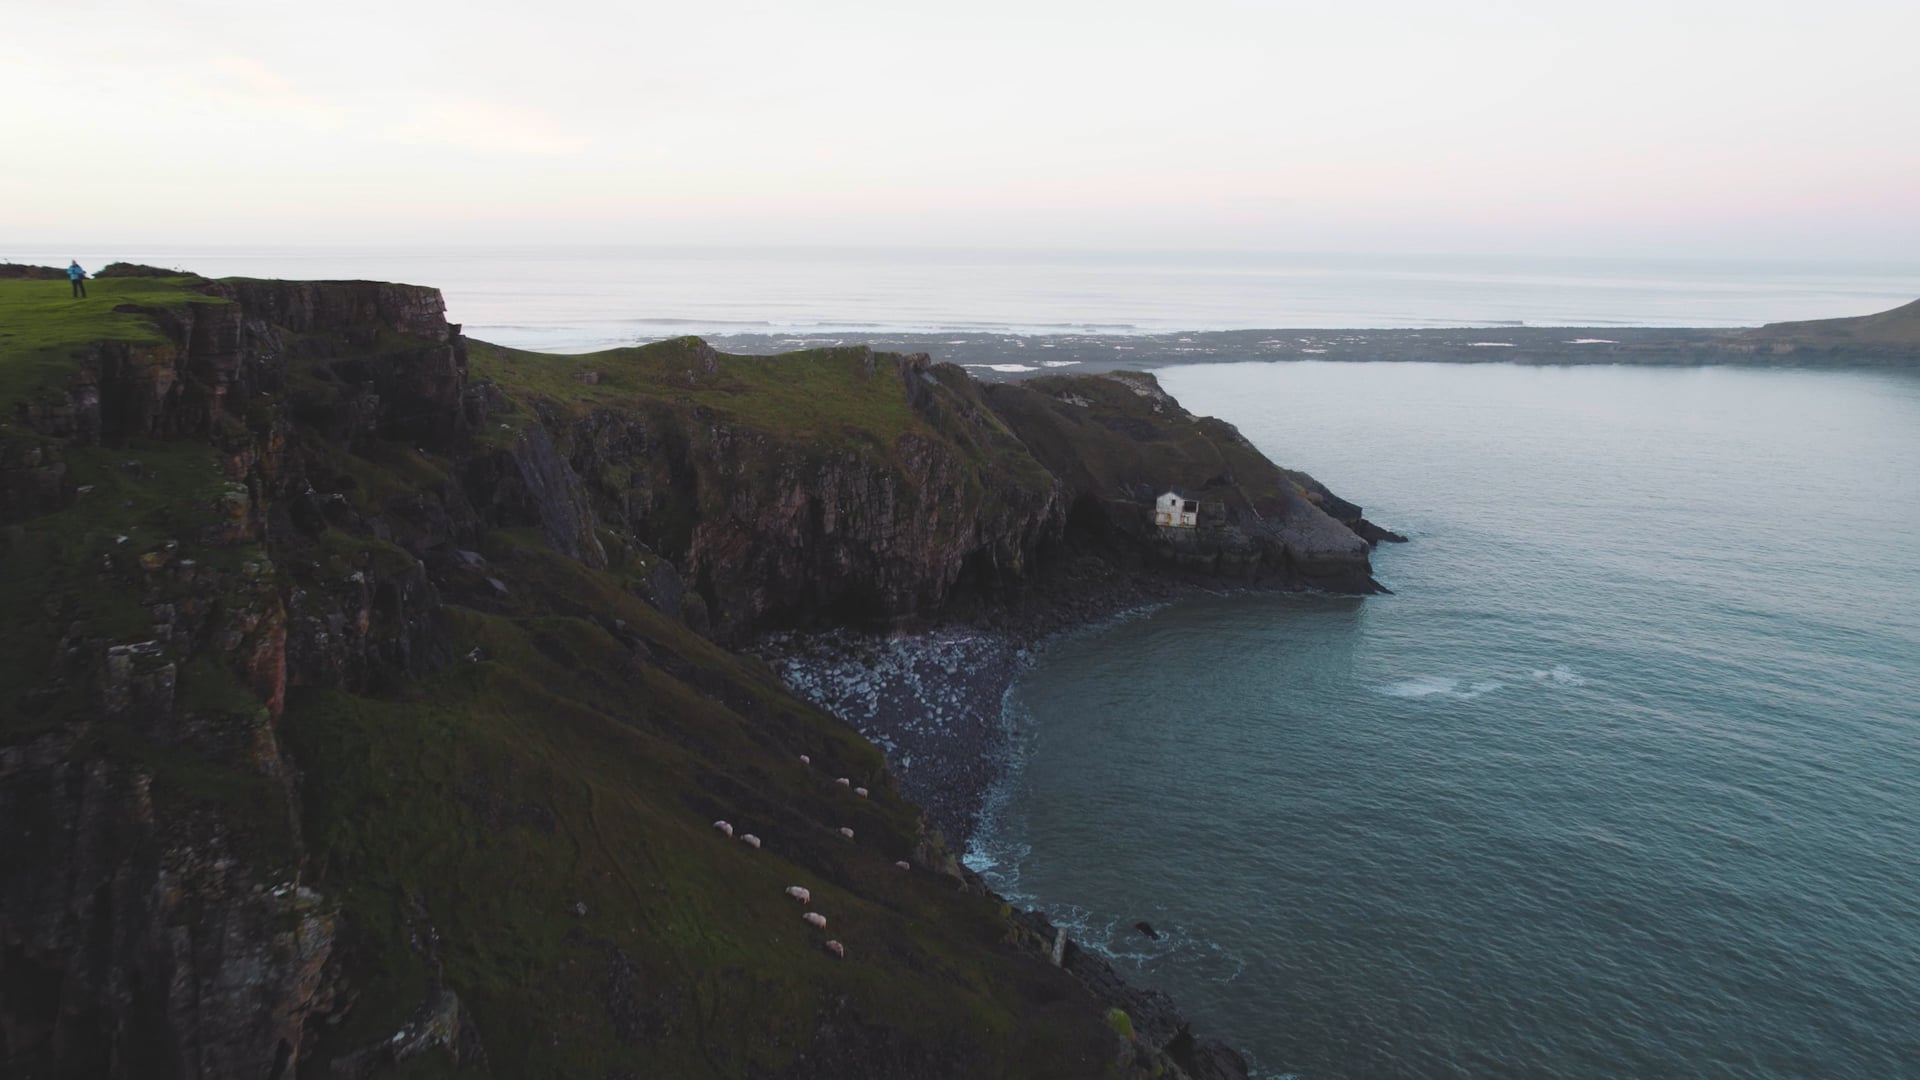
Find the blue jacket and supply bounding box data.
[67,263,84,281]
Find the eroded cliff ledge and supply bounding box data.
[0,269,1383,1078]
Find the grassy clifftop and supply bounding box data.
[3,274,1276,1079]
[0,272,225,416]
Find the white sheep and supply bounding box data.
[740,833,761,849]
[799,754,811,766]
[835,777,851,787]
[838,827,855,840]
[713,820,733,838]
[894,860,910,871]
[853,787,869,798]
[802,912,827,929]
[785,886,811,904]
[824,939,845,958]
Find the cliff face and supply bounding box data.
[0,272,1389,1078]
[511,349,1074,642]
[983,370,1384,594]
[460,339,1385,644]
[2,278,469,1078]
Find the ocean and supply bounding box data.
[13,246,1920,351]
[23,242,1920,1076]
[963,361,1920,1078]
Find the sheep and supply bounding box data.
[785,886,811,904]
[853,787,869,798]
[798,754,811,766]
[802,912,827,929]
[824,939,845,958]
[894,860,910,871]
[713,820,733,838]
[835,777,851,787]
[739,834,761,849]
[838,827,855,840]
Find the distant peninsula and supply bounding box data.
[699,296,1920,380]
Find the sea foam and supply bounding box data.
[1378,676,1506,699]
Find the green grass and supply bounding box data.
[1753,296,1920,346]
[0,438,250,736]
[468,337,923,450]
[0,275,225,412]
[281,543,1114,1076]
[985,371,1296,509]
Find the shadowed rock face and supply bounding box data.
[983,371,1383,595]
[539,355,1076,642]
[526,353,1384,643]
[1,275,1363,1078]
[2,279,470,1079]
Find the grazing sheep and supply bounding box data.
[713,820,733,838]
[802,912,827,929]
[740,834,761,849]
[785,886,811,904]
[894,860,910,871]
[799,754,810,765]
[824,939,845,958]
[835,777,851,787]
[838,827,855,840]
[853,787,869,798]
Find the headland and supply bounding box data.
[0,264,1397,1079]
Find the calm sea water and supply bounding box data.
[14,246,1920,350]
[966,362,1920,1078]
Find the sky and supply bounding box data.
[3,0,1918,259]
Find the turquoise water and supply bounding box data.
[967,362,1920,1078]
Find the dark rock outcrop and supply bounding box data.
[503,347,1385,644]
[983,370,1383,595]
[2,274,1366,1078]
[2,278,469,1078]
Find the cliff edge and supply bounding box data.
[0,269,1383,1078]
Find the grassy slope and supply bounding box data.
[984,371,1294,509]
[467,337,925,450]
[1749,296,1920,346]
[3,290,1121,1076]
[284,536,1109,1077]
[0,275,225,409]
[0,276,298,864]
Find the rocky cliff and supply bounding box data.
[461,335,1386,644]
[0,270,1386,1078]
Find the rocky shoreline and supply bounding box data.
[757,604,1256,1080]
[760,625,1033,852]
[755,568,1369,1080]
[756,552,1294,851]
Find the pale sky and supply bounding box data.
[4,0,1917,258]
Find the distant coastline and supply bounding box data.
[704,301,1920,382]
[15,246,1917,355]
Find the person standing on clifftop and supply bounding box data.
[67,260,87,299]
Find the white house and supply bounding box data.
[1154,490,1199,528]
